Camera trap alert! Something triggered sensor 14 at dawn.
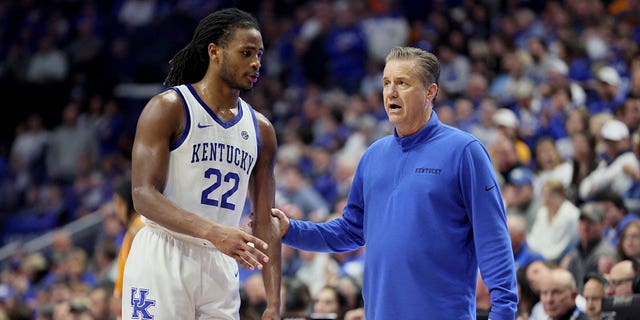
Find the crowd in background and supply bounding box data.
[1,0,640,319]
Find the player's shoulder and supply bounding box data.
[143,87,184,112]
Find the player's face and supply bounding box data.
[219,28,263,91]
[382,59,435,137]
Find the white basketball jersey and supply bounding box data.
[144,84,259,243]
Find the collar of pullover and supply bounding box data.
[393,110,439,152]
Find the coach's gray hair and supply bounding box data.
[386,47,440,87]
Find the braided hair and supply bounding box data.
[163,8,260,86]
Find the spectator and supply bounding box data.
[617,220,640,262]
[567,131,598,206]
[25,35,68,84]
[579,119,639,201]
[508,213,544,271]
[538,268,588,320]
[527,180,580,263]
[111,178,143,317]
[582,273,607,320]
[532,136,573,198]
[45,100,99,186]
[503,166,541,231]
[556,108,590,162]
[623,127,640,212]
[608,259,638,296]
[9,113,49,176]
[312,285,347,320]
[324,1,368,95]
[594,190,640,247]
[561,202,616,293]
[587,66,626,115]
[493,107,532,167]
[281,277,312,319]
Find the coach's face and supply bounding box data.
[382,59,437,137]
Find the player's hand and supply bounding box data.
[212,226,269,270]
[261,306,280,320]
[270,208,290,237]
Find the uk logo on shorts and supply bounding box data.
[130,287,156,319]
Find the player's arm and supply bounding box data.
[249,112,281,319]
[131,90,268,270]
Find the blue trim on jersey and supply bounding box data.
[186,84,243,128]
[170,86,191,151]
[245,101,261,156]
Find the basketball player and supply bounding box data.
[122,8,281,320]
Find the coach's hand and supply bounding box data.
[270,208,290,237]
[212,226,269,270]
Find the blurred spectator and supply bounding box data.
[586,66,626,115]
[594,190,640,247]
[436,43,471,99]
[561,202,616,293]
[567,130,598,206]
[623,127,640,212]
[112,178,143,305]
[312,285,347,320]
[244,273,267,316]
[116,0,156,29]
[278,166,330,222]
[579,119,638,201]
[87,282,113,320]
[608,259,638,297]
[616,220,640,262]
[527,180,580,263]
[360,0,408,65]
[25,35,68,84]
[538,268,587,320]
[508,214,544,271]
[332,274,362,313]
[532,136,573,198]
[614,94,640,136]
[582,273,607,320]
[493,107,532,167]
[324,1,368,95]
[9,113,48,176]
[45,100,99,186]
[555,108,591,162]
[281,277,312,319]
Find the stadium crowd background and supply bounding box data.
[0,0,640,319]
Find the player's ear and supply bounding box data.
[208,43,221,62]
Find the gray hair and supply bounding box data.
[385,46,440,86]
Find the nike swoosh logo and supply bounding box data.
[234,270,239,278]
[485,185,496,191]
[198,123,213,128]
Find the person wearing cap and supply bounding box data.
[587,65,626,115]
[579,118,639,201]
[503,166,541,231]
[593,190,640,248]
[561,202,616,293]
[493,108,532,167]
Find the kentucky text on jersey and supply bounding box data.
[191,142,255,174]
